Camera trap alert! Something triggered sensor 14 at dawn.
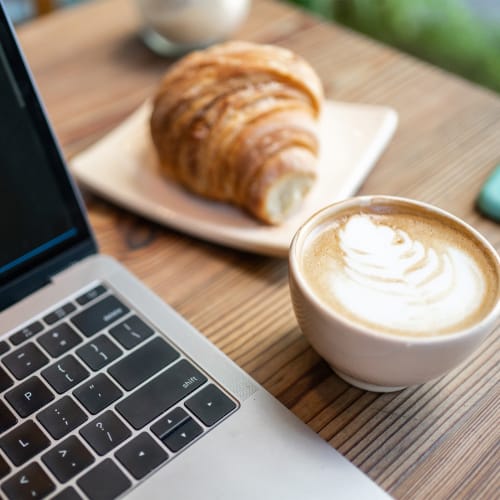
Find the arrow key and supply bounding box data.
[161,417,203,453]
[150,407,189,440]
[42,435,94,483]
[115,432,167,479]
[1,462,54,499]
[185,384,237,427]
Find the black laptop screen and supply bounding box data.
[0,59,78,272]
[0,6,94,292]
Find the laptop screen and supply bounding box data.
[0,6,95,298]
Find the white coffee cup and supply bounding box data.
[289,196,500,392]
[135,0,251,55]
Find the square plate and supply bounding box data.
[71,100,397,257]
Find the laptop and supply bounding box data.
[0,4,390,499]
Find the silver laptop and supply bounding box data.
[0,5,390,499]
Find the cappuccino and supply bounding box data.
[301,203,499,337]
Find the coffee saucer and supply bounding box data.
[71,100,397,257]
[332,368,406,393]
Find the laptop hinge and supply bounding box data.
[0,240,97,312]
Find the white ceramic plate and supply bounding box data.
[71,100,397,257]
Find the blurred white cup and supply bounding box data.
[135,0,251,55]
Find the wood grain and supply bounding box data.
[16,0,500,497]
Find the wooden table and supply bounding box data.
[17,0,500,497]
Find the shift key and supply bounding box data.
[71,296,129,337]
[116,360,207,429]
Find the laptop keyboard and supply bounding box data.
[0,284,239,499]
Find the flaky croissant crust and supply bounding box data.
[150,41,323,224]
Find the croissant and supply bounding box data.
[150,41,323,224]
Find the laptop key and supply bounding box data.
[162,417,203,453]
[0,400,17,433]
[76,335,122,371]
[77,458,131,500]
[0,365,14,392]
[10,321,44,346]
[0,454,10,480]
[73,373,123,415]
[109,315,154,350]
[151,407,190,439]
[1,462,55,500]
[0,420,50,466]
[42,435,95,482]
[185,384,237,426]
[80,410,131,455]
[43,302,76,325]
[38,323,82,358]
[41,355,89,394]
[3,343,49,380]
[0,341,10,355]
[52,486,83,500]
[71,295,129,337]
[116,359,207,429]
[37,396,88,439]
[108,337,179,391]
[115,432,168,480]
[76,285,107,306]
[5,376,54,417]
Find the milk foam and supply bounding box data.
[321,214,487,334]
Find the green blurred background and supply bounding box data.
[6,0,500,93]
[288,0,500,93]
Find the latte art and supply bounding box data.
[331,215,485,334]
[303,210,497,336]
